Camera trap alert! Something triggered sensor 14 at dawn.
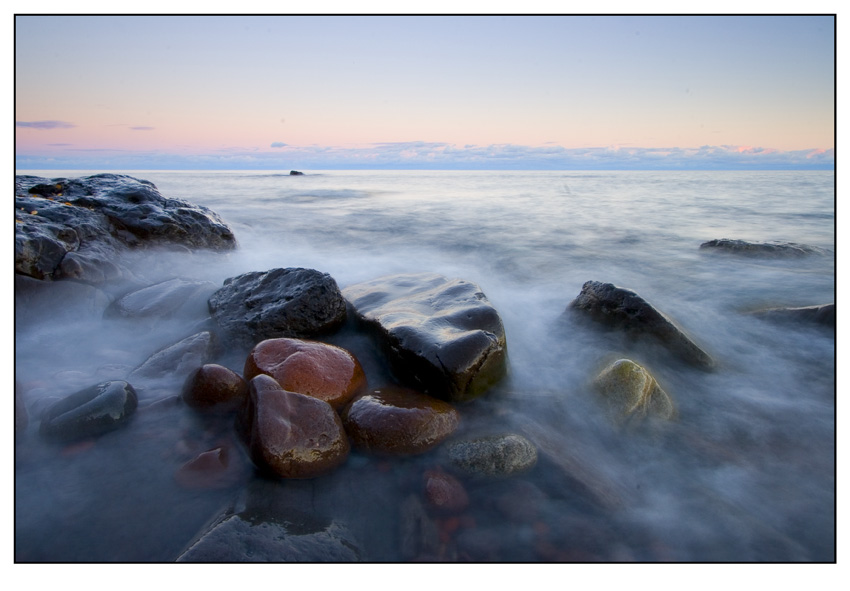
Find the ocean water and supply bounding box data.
[15,170,835,562]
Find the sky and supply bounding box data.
[14,14,836,170]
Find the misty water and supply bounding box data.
[15,170,835,562]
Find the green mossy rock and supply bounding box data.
[592,359,676,423]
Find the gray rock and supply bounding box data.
[751,303,835,328]
[699,238,829,257]
[342,272,508,403]
[39,380,138,442]
[106,278,216,319]
[446,433,537,478]
[567,280,715,369]
[208,267,347,347]
[129,331,216,383]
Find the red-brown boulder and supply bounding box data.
[182,364,248,412]
[341,386,460,456]
[238,374,350,479]
[244,338,366,410]
[424,469,469,514]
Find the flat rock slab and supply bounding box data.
[342,272,508,403]
[567,281,715,369]
[208,268,347,347]
[699,238,829,257]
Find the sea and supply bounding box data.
[14,169,836,562]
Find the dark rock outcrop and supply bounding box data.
[342,272,508,403]
[39,380,138,442]
[699,238,829,257]
[237,375,350,479]
[15,174,236,283]
[567,281,715,369]
[341,386,460,456]
[182,364,248,412]
[445,433,537,478]
[289,170,304,176]
[244,338,366,410]
[751,303,835,328]
[209,268,347,347]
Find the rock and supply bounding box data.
[446,433,537,478]
[106,278,216,319]
[699,238,829,257]
[182,364,248,412]
[567,280,715,369]
[289,170,304,176]
[341,386,460,456]
[15,274,112,326]
[243,338,366,410]
[751,303,835,328]
[399,494,441,561]
[176,511,361,562]
[129,331,216,383]
[208,268,347,347]
[342,272,508,402]
[174,445,248,489]
[39,380,138,442]
[424,470,469,514]
[237,375,350,479]
[15,174,236,283]
[592,359,676,423]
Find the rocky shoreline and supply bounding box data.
[15,174,835,562]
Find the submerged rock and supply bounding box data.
[129,331,216,383]
[342,272,508,403]
[699,238,829,257]
[567,280,715,369]
[592,359,676,423]
[751,303,835,328]
[106,278,216,319]
[174,445,249,490]
[341,386,460,456]
[39,380,138,442]
[182,364,248,412]
[423,470,469,514]
[445,433,537,478]
[15,174,236,283]
[209,268,347,347]
[243,338,366,410]
[237,375,350,479]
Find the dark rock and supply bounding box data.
[751,303,835,328]
[176,511,361,562]
[15,174,236,283]
[342,272,508,402]
[129,331,216,383]
[182,364,248,412]
[243,338,366,410]
[39,380,138,442]
[567,280,715,369]
[238,375,350,479]
[289,170,304,176]
[445,433,537,478]
[106,278,216,319]
[424,470,469,514]
[341,386,460,456]
[699,238,829,257]
[209,268,347,347]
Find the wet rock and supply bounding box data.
[174,445,249,490]
[424,470,469,514]
[592,359,676,423]
[176,511,361,562]
[567,280,715,369]
[39,380,138,442]
[209,268,347,347]
[15,174,235,283]
[700,238,829,257]
[106,278,216,319]
[342,272,508,402]
[341,386,460,456]
[243,338,366,409]
[751,303,835,328]
[182,364,248,412]
[446,433,537,478]
[237,375,350,479]
[129,331,216,383]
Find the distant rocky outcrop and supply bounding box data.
[289,170,305,176]
[750,303,835,328]
[342,272,508,403]
[699,238,829,257]
[15,174,236,284]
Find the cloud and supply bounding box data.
[270,142,288,148]
[16,120,76,130]
[130,126,155,131]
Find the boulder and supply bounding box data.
[39,380,138,442]
[182,364,248,412]
[592,359,676,423]
[567,280,715,369]
[342,272,508,402]
[699,238,829,257]
[341,386,460,456]
[243,338,366,409]
[129,331,216,383]
[208,268,347,347]
[106,278,216,319]
[15,174,236,283]
[237,375,350,479]
[751,303,835,328]
[445,433,537,478]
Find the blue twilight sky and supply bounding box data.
[14,14,836,170]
